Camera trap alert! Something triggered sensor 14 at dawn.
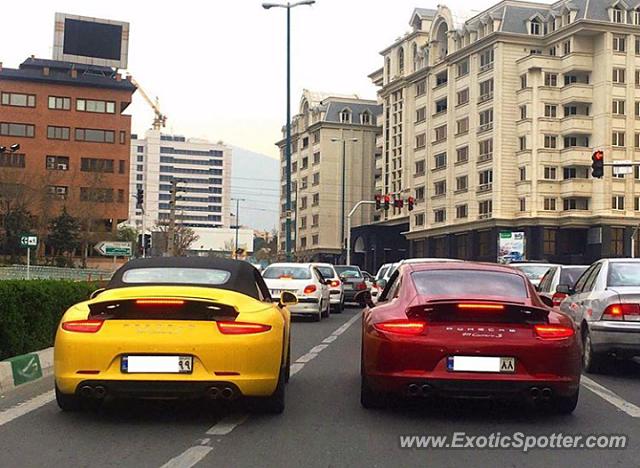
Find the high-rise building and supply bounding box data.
[276,90,381,263]
[0,57,136,237]
[129,130,232,231]
[360,1,640,266]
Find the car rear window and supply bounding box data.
[122,268,231,285]
[316,267,335,279]
[559,267,588,287]
[607,263,640,287]
[334,266,363,278]
[263,266,311,280]
[512,265,552,281]
[376,266,389,280]
[411,270,529,298]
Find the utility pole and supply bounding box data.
[346,200,377,266]
[232,198,245,259]
[168,179,178,256]
[331,136,358,263]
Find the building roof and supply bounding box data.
[323,100,382,124]
[0,57,136,92]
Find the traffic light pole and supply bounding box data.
[346,200,376,266]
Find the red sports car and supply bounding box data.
[360,262,581,413]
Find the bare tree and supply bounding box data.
[155,220,199,256]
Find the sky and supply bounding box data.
[3,0,554,159]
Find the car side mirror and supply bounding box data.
[540,295,554,308]
[556,284,574,295]
[339,274,346,281]
[355,290,374,308]
[279,291,298,307]
[89,288,106,299]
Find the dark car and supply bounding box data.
[333,265,368,304]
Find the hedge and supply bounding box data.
[0,280,99,360]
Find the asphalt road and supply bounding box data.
[1,308,640,468]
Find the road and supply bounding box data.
[1,308,640,467]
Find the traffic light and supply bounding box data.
[143,233,152,251]
[375,194,382,210]
[394,197,404,209]
[136,188,144,207]
[383,194,390,211]
[592,150,604,178]
[407,196,415,211]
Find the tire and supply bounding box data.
[583,328,607,374]
[321,299,330,319]
[333,301,344,314]
[312,304,322,322]
[254,366,286,414]
[55,384,81,412]
[360,375,386,409]
[285,339,291,383]
[553,388,579,414]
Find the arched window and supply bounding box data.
[634,7,640,24]
[361,110,371,125]
[398,47,405,74]
[612,5,625,23]
[530,18,542,35]
[412,43,419,71]
[340,108,351,124]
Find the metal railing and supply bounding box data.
[0,265,113,281]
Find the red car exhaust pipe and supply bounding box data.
[94,386,107,399]
[407,384,420,397]
[529,387,540,400]
[420,384,432,397]
[221,387,235,400]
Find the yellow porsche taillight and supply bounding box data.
[216,321,272,335]
[62,320,104,333]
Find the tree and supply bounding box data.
[154,221,199,256]
[47,208,81,257]
[117,225,139,255]
[1,206,35,260]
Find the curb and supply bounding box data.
[0,348,53,393]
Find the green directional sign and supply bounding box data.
[19,235,38,248]
[94,241,132,257]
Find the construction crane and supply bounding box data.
[128,75,167,130]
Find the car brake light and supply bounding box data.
[356,282,367,291]
[62,320,104,333]
[330,280,341,288]
[551,292,567,308]
[534,324,574,340]
[304,284,317,294]
[457,303,504,310]
[603,303,640,321]
[217,321,272,334]
[374,320,426,335]
[135,299,185,306]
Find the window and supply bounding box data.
[416,106,426,122]
[302,137,309,148]
[414,213,425,226]
[479,48,494,71]
[415,186,425,202]
[479,79,494,101]
[611,228,624,256]
[292,161,297,172]
[563,167,577,179]
[415,160,425,175]
[435,98,448,114]
[48,96,71,110]
[456,204,468,219]
[300,197,307,210]
[549,46,557,56]
[543,229,556,255]
[75,128,115,143]
[301,157,308,169]
[300,237,307,248]
[434,125,447,142]
[300,177,308,189]
[457,88,469,106]
[479,169,493,188]
[434,152,447,169]
[612,7,625,24]
[478,109,493,131]
[543,104,557,118]
[613,196,625,210]
[415,81,426,96]
[544,73,558,87]
[398,47,405,74]
[530,19,542,35]
[613,99,626,115]
[479,139,493,160]
[564,105,577,116]
[312,172,320,186]
[563,40,571,55]
[636,101,640,117]
[0,122,35,138]
[519,198,526,212]
[313,152,320,164]
[456,146,469,163]
[456,175,468,191]
[434,180,446,196]
[457,59,469,77]
[613,131,626,147]
[434,209,446,223]
[47,126,70,140]
[613,68,626,84]
[0,152,25,168]
[519,166,527,181]
[478,230,491,255]
[544,198,557,211]
[544,166,557,180]
[456,117,469,135]
[312,214,319,227]
[312,131,320,143]
[312,193,319,206]
[613,36,626,52]
[76,99,115,114]
[636,197,640,211]
[80,187,114,203]
[519,105,527,120]
[415,133,426,148]
[544,135,557,149]
[519,136,527,151]
[46,155,69,171]
[479,200,493,218]
[47,185,68,200]
[435,71,448,86]
[520,74,527,89]
[563,198,589,210]
[312,234,319,246]
[81,158,115,173]
[1,92,35,107]
[340,109,351,123]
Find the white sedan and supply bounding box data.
[263,263,331,321]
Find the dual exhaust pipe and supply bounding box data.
[529,387,553,401]
[79,385,107,399]
[407,383,432,398]
[206,386,236,400]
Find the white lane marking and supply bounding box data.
[309,344,329,354]
[0,390,54,428]
[206,414,248,435]
[331,313,361,337]
[290,363,305,376]
[322,335,338,344]
[159,446,213,468]
[581,376,640,418]
[295,352,318,363]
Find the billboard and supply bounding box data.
[497,231,526,264]
[53,13,129,69]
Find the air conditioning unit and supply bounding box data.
[56,187,67,194]
[57,163,68,170]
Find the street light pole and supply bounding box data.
[347,200,376,266]
[263,0,315,262]
[232,198,245,259]
[331,137,358,263]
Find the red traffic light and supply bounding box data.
[383,195,390,210]
[592,150,604,178]
[593,150,603,160]
[374,194,382,210]
[407,196,415,211]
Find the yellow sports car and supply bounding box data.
[54,257,294,413]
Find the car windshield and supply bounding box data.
[263,266,311,280]
[560,267,588,287]
[512,265,552,281]
[334,266,362,278]
[411,270,529,298]
[607,263,640,287]
[316,267,335,279]
[122,268,231,285]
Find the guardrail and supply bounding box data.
[0,265,113,281]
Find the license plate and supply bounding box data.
[343,284,353,290]
[121,355,193,374]
[447,356,515,373]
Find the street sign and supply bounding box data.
[19,235,38,248]
[94,241,132,257]
[613,165,633,175]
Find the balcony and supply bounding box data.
[561,178,593,197]
[560,115,593,134]
[560,84,593,104]
[560,147,592,165]
[559,53,594,74]
[516,54,560,74]
[477,183,493,194]
[477,123,493,134]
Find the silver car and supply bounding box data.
[559,258,640,373]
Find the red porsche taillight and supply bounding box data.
[62,320,104,333]
[374,320,426,335]
[330,280,341,288]
[356,282,367,291]
[135,299,185,306]
[551,292,567,308]
[217,321,272,335]
[534,324,574,340]
[602,303,640,321]
[303,284,317,294]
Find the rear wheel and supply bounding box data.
[55,384,81,412]
[553,388,579,414]
[583,328,607,374]
[360,375,386,409]
[254,366,286,414]
[321,299,330,318]
[333,301,344,314]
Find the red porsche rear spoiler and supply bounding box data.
[406,299,549,325]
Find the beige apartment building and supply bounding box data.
[356,0,640,269]
[276,90,381,262]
